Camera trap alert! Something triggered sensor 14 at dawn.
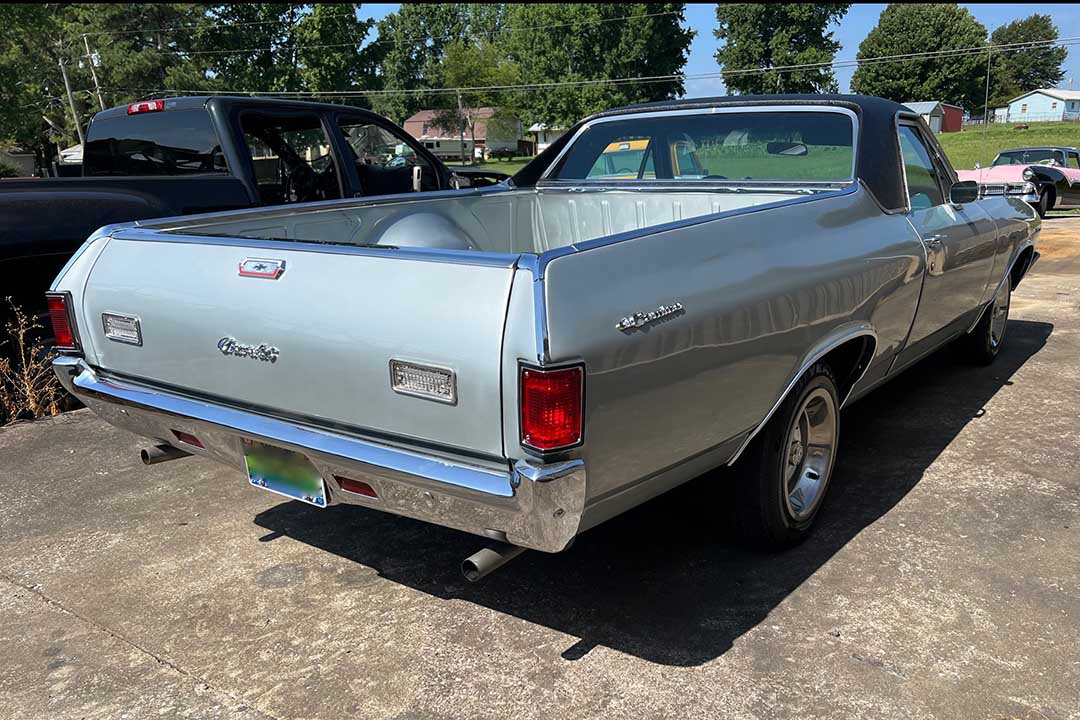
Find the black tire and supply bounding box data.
[734,363,840,548]
[1036,188,1051,218]
[957,282,1010,365]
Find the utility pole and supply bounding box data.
[982,41,992,138]
[457,90,467,165]
[82,34,106,111]
[57,52,86,146]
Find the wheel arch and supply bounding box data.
[726,324,877,466]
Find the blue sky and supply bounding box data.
[361,3,1080,98]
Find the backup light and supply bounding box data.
[45,292,78,351]
[127,100,164,115]
[520,365,584,452]
[390,360,456,404]
[102,313,142,346]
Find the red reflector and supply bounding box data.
[335,476,378,498]
[171,430,204,448]
[127,99,164,115]
[520,365,583,451]
[46,294,76,349]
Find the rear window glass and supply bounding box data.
[84,109,227,176]
[551,111,854,183]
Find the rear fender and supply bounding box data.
[726,322,878,466]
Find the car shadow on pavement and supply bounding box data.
[254,319,1052,667]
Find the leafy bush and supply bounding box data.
[0,299,63,424]
[0,160,21,178]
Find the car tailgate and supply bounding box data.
[78,236,516,458]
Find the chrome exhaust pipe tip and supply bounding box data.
[140,443,192,465]
[461,542,526,582]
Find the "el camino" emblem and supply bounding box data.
[217,337,280,363]
[615,302,685,332]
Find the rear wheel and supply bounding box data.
[957,281,1010,365]
[734,363,840,548]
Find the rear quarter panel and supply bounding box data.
[541,186,925,506]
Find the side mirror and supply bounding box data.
[949,180,979,205]
[974,162,981,169]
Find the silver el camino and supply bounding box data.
[48,95,1039,579]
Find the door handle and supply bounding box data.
[922,234,946,275]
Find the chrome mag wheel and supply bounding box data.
[783,387,837,521]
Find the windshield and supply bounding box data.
[551,110,855,183]
[993,149,1065,166]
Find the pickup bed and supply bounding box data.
[0,96,506,320]
[50,95,1039,578]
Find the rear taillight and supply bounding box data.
[46,292,78,351]
[520,365,584,452]
[127,99,164,115]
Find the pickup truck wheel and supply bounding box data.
[958,281,1010,365]
[734,363,839,548]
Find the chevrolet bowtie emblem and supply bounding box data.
[238,258,286,279]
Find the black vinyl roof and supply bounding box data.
[514,94,918,211]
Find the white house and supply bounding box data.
[528,123,566,153]
[1004,89,1080,123]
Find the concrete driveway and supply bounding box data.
[2,219,1079,720]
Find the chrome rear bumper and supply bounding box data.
[53,356,585,553]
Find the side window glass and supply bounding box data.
[339,118,436,191]
[240,113,339,204]
[1070,153,1080,170]
[898,126,944,210]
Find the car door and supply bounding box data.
[899,122,998,358]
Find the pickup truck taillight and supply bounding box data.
[520,365,584,452]
[45,292,79,351]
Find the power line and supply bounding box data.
[77,9,360,38]
[102,34,1080,100]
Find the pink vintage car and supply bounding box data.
[957,146,1080,217]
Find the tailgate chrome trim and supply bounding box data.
[53,356,586,552]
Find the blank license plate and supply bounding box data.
[243,439,326,507]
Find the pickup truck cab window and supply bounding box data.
[549,110,854,183]
[84,109,228,176]
[339,118,437,194]
[240,113,342,205]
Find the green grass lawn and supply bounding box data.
[445,157,533,177]
[937,121,1080,170]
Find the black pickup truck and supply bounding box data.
[0,96,508,318]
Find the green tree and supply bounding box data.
[987,14,1067,110]
[0,4,82,169]
[713,4,850,94]
[68,3,217,107]
[433,40,520,163]
[851,4,988,111]
[370,4,493,122]
[296,4,378,98]
[501,4,693,129]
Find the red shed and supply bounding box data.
[941,104,963,133]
